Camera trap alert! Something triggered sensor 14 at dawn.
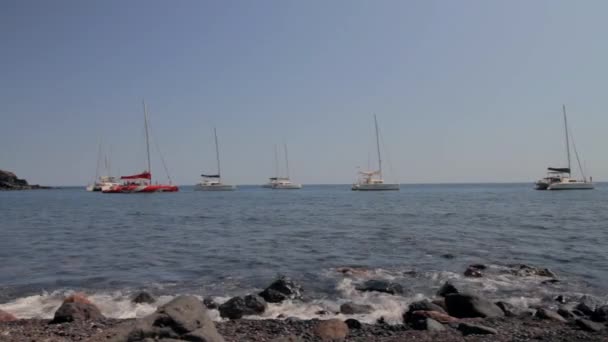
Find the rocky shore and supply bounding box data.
[0,265,607,341]
[0,169,49,190]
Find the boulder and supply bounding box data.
[425,318,446,332]
[0,309,17,322]
[591,305,608,322]
[445,293,504,318]
[344,318,362,329]
[126,295,223,342]
[218,295,267,319]
[313,319,348,341]
[64,293,94,305]
[410,310,458,324]
[339,302,373,315]
[436,281,459,297]
[132,291,156,304]
[575,318,605,332]
[464,264,485,278]
[403,300,448,325]
[507,264,556,278]
[355,280,404,295]
[575,302,595,316]
[458,322,497,335]
[51,302,105,324]
[535,308,566,322]
[259,276,303,303]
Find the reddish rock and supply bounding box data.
[313,319,349,341]
[411,310,459,323]
[64,293,94,306]
[0,309,17,322]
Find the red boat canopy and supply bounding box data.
[121,171,151,180]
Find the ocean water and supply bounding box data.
[1,183,607,323]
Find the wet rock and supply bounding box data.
[259,276,303,303]
[445,293,504,318]
[557,307,575,319]
[313,319,348,341]
[132,291,155,304]
[496,301,518,317]
[575,302,595,316]
[436,281,459,297]
[0,309,17,322]
[64,293,94,305]
[344,318,362,329]
[426,318,446,332]
[218,295,267,319]
[410,310,459,324]
[575,318,605,332]
[464,264,485,278]
[355,280,404,295]
[339,302,373,315]
[458,322,497,335]
[203,297,219,310]
[508,264,556,278]
[51,302,105,324]
[535,308,567,322]
[591,305,608,322]
[126,295,223,342]
[403,300,447,325]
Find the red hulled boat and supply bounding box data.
[102,102,179,194]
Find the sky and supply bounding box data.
[1,0,608,185]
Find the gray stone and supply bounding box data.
[575,318,605,332]
[496,301,518,317]
[218,295,267,319]
[344,318,362,329]
[445,293,504,318]
[340,302,373,315]
[355,280,404,295]
[458,322,497,335]
[259,276,303,303]
[426,318,445,332]
[535,308,567,322]
[132,291,156,304]
[575,302,595,316]
[436,282,459,297]
[51,302,105,324]
[557,307,575,319]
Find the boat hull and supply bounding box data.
[548,182,594,190]
[102,184,179,193]
[86,185,101,192]
[194,184,236,191]
[352,183,400,191]
[272,184,302,189]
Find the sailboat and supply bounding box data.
[535,105,593,190]
[263,144,302,189]
[86,140,120,192]
[102,101,179,193]
[194,128,236,191]
[352,114,400,191]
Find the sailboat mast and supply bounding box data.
[374,114,382,178]
[214,127,221,181]
[94,138,102,182]
[563,105,571,177]
[274,144,279,179]
[143,100,152,183]
[284,143,290,179]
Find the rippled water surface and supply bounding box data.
[1,184,607,321]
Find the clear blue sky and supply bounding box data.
[1,0,607,185]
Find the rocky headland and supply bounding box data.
[0,266,607,341]
[0,169,49,190]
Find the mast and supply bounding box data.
[563,105,571,177]
[374,114,382,178]
[284,143,290,179]
[274,144,279,179]
[94,138,102,182]
[143,100,152,183]
[214,127,221,181]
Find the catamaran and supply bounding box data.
[535,105,593,190]
[86,140,120,191]
[102,101,179,193]
[352,114,399,191]
[195,128,236,191]
[263,144,302,189]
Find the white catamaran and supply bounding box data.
[195,128,236,191]
[86,140,120,192]
[263,144,302,189]
[352,114,400,191]
[535,105,593,190]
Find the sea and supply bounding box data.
[1,183,607,323]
